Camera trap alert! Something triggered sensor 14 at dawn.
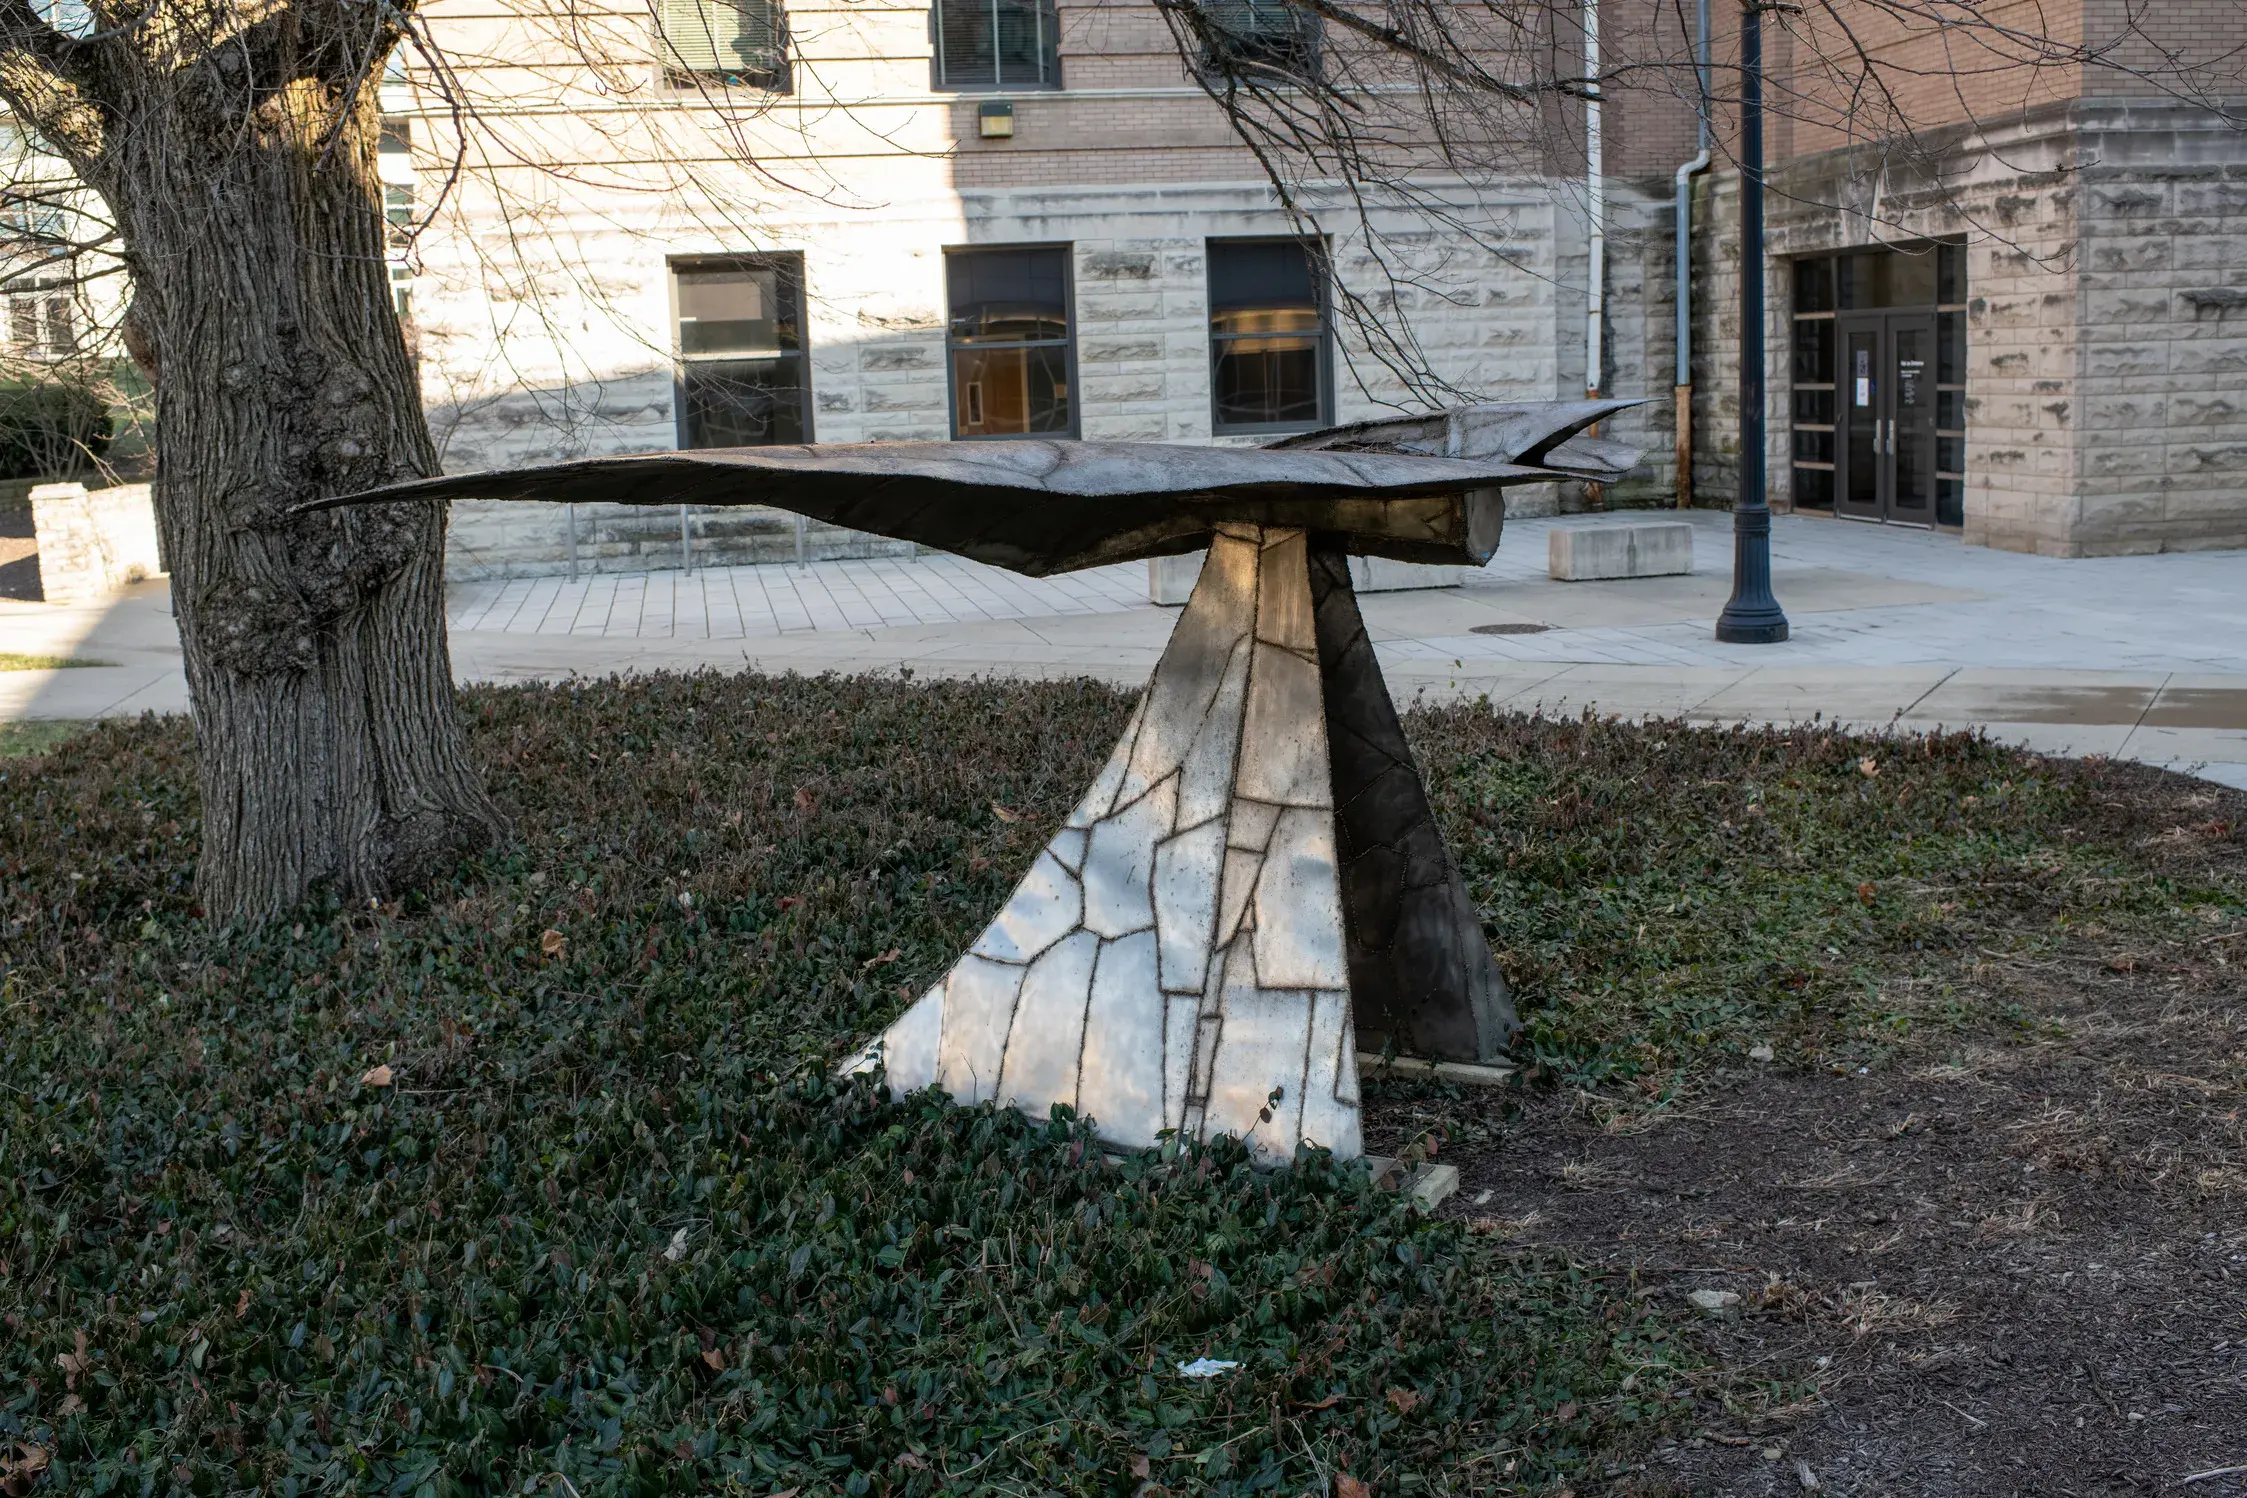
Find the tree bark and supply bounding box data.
[91,55,507,921]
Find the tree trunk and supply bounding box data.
[97,65,507,921]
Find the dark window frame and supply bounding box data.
[1193,0,1322,84]
[669,252,814,450]
[1206,235,1333,436]
[657,0,792,93]
[943,243,1080,441]
[930,0,1062,91]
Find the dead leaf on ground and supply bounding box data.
[990,800,1020,823]
[1386,1387,1419,1414]
[1336,1475,1370,1498]
[701,1347,725,1371]
[56,1328,88,1388]
[1859,757,1879,777]
[862,948,901,970]
[540,928,566,957]
[1297,1392,1343,1410]
[2,1441,52,1494]
[793,785,818,814]
[1130,1454,1151,1478]
[359,1064,393,1088]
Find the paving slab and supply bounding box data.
[1905,670,2170,729]
[2142,676,2247,731]
[1691,667,1962,727]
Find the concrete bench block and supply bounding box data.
[1547,522,1694,581]
[1150,550,1468,605]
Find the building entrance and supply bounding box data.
[1835,312,1938,525]
[1790,244,1966,529]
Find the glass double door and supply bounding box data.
[1836,312,1938,526]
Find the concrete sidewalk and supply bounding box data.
[6,509,2245,788]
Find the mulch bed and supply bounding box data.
[1374,757,2247,1496]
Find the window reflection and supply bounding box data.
[1208,238,1328,433]
[947,247,1074,437]
[673,255,808,448]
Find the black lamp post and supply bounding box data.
[1714,0,1789,644]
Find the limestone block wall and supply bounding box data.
[1665,97,2247,557]
[28,481,162,603]
[1594,182,1679,509]
[426,180,1580,578]
[2068,101,2247,555]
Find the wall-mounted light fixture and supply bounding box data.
[978,100,1015,139]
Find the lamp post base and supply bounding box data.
[1714,612,1790,644]
[1714,499,1789,644]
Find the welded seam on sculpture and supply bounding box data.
[854,523,1363,1163]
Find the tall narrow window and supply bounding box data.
[659,0,788,90]
[946,246,1074,438]
[1935,242,1967,528]
[673,256,810,448]
[1195,0,1320,80]
[933,0,1059,89]
[383,183,415,248]
[1208,238,1328,434]
[1789,256,1836,512]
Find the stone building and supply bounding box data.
[1641,6,2247,557]
[397,0,1619,576]
[389,0,2247,574]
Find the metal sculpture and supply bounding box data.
[308,401,1640,1163]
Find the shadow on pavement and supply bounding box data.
[0,502,42,601]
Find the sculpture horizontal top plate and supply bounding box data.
[297,401,1642,577]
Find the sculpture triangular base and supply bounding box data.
[853,524,1516,1164]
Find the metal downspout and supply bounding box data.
[1583,0,1606,504]
[1673,0,1713,508]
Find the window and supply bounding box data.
[659,0,788,90]
[1935,243,1967,529]
[5,279,76,359]
[933,0,1059,89]
[1789,257,1836,511]
[1195,0,1320,81]
[0,192,68,249]
[946,246,1074,438]
[383,183,415,248]
[1208,237,1329,433]
[673,255,810,448]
